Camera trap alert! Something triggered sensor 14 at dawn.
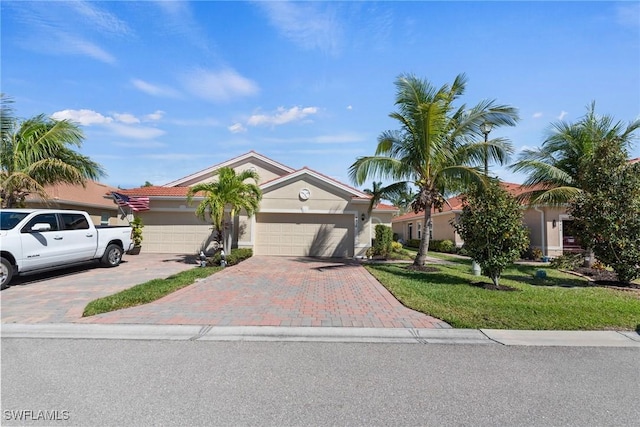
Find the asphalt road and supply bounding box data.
[2,339,639,426]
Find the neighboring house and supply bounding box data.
[392,182,576,258]
[115,151,397,257]
[24,180,126,227]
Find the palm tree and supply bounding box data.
[511,102,640,205]
[186,166,262,252]
[363,180,411,214]
[387,186,416,215]
[349,74,519,266]
[1,94,105,208]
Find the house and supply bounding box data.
[24,180,126,226]
[115,151,398,257]
[392,182,576,258]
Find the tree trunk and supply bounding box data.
[413,205,432,266]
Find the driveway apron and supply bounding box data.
[78,257,451,329]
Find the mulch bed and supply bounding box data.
[573,267,640,289]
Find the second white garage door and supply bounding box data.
[255,213,354,257]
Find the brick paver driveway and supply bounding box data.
[78,257,450,329]
[1,254,196,324]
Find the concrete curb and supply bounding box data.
[2,323,639,347]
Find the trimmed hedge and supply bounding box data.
[208,248,253,266]
[404,239,456,253]
[373,224,393,257]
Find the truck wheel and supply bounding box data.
[1,257,14,289]
[101,244,124,267]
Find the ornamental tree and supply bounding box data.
[452,180,530,287]
[568,139,640,283]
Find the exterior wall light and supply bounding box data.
[361,213,366,221]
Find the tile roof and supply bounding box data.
[391,181,541,222]
[26,180,119,209]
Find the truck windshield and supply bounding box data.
[0,212,29,230]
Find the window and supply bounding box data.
[22,213,59,232]
[417,222,422,239]
[100,213,110,226]
[408,223,413,240]
[61,213,90,230]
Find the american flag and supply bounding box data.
[111,192,150,212]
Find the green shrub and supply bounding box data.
[405,239,421,248]
[208,248,253,266]
[441,239,455,253]
[550,253,583,270]
[391,241,403,252]
[373,224,393,257]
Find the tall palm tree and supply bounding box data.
[186,166,262,252]
[511,102,640,205]
[349,74,519,266]
[1,94,105,208]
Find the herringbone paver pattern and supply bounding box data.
[78,257,450,328]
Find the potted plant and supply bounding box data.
[128,216,144,255]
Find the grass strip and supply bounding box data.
[83,266,221,317]
[366,259,640,331]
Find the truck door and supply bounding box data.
[59,213,96,262]
[19,213,64,271]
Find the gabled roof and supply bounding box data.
[260,166,369,198]
[164,150,295,187]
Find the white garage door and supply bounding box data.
[255,213,354,257]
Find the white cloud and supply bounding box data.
[247,106,318,127]
[131,79,181,98]
[346,105,353,110]
[532,112,543,119]
[113,113,140,124]
[68,1,132,36]
[58,33,116,64]
[140,153,203,161]
[144,110,165,121]
[182,68,259,102]
[228,123,247,133]
[558,111,568,120]
[51,108,165,139]
[110,123,165,140]
[256,2,343,55]
[52,109,113,125]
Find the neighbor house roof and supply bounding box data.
[391,181,540,223]
[26,180,120,210]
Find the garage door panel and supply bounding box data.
[255,213,353,257]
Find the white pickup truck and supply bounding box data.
[0,209,133,288]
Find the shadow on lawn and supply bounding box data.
[367,263,467,287]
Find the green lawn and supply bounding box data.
[365,255,640,331]
[83,266,221,317]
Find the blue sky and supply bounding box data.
[2,1,639,190]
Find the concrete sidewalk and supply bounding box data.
[2,323,639,347]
